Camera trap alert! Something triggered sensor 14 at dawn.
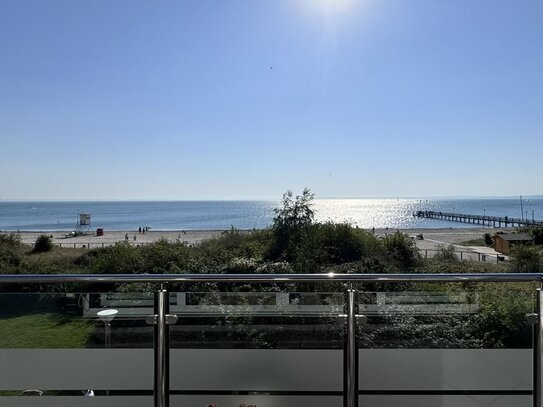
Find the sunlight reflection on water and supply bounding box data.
[1,199,541,231]
[313,199,423,229]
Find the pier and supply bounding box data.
[415,210,543,228]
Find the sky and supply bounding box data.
[0,0,542,200]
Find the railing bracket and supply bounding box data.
[146,315,178,325]
[526,313,538,326]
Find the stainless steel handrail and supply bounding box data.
[1,272,541,407]
[0,272,542,284]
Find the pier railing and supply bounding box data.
[0,273,542,407]
[415,210,543,227]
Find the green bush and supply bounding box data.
[0,233,24,270]
[139,239,193,274]
[383,231,420,270]
[509,245,542,272]
[472,284,533,348]
[90,242,144,274]
[433,245,459,263]
[198,228,269,261]
[33,235,53,253]
[532,227,543,245]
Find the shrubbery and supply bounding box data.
[90,242,144,274]
[0,233,24,270]
[33,235,53,253]
[382,231,420,270]
[433,245,459,263]
[509,245,542,272]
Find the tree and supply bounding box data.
[272,188,315,232]
[269,188,315,261]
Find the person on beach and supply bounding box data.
[138,226,142,233]
[125,233,129,241]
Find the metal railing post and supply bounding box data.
[155,289,170,407]
[535,288,543,407]
[345,288,358,407]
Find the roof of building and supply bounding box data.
[494,234,533,242]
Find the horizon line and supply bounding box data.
[1,195,543,202]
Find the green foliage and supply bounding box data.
[199,228,269,261]
[518,226,543,245]
[382,231,420,270]
[289,223,383,272]
[416,257,506,276]
[509,245,542,272]
[273,188,315,231]
[471,284,533,348]
[22,248,89,276]
[0,233,24,270]
[267,189,388,272]
[90,242,144,274]
[458,238,486,246]
[433,245,459,263]
[139,239,193,274]
[534,228,543,245]
[314,223,370,264]
[33,234,53,253]
[269,188,315,261]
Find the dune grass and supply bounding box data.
[457,238,487,246]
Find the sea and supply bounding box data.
[0,198,542,232]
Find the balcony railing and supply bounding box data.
[0,272,542,407]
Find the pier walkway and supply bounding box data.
[415,210,543,228]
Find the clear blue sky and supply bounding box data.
[1,0,541,200]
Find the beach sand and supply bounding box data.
[11,227,502,250]
[15,230,224,248]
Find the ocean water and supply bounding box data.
[0,199,542,231]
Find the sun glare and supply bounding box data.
[315,0,356,13]
[296,0,359,21]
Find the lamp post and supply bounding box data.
[97,309,118,396]
[97,309,118,349]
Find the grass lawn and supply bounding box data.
[0,313,95,348]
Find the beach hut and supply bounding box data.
[493,234,533,255]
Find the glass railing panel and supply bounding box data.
[169,288,345,407]
[0,291,154,406]
[357,284,534,407]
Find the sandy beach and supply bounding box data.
[11,227,504,252]
[15,230,225,248]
